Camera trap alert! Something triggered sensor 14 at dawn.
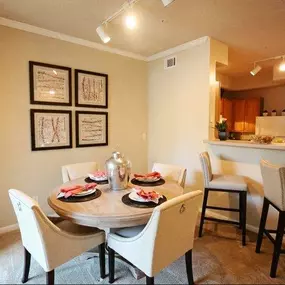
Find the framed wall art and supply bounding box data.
[76,111,108,147]
[29,61,72,106]
[75,69,108,108]
[30,109,72,151]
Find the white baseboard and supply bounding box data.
[0,223,19,236]
[205,210,259,233]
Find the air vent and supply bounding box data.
[164,56,177,69]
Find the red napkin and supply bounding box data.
[134,171,161,178]
[59,183,97,198]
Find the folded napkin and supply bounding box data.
[134,171,161,179]
[133,187,162,204]
[58,183,97,199]
[90,170,107,177]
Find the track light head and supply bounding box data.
[161,0,175,7]
[96,25,111,43]
[250,65,262,76]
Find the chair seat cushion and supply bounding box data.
[114,225,145,238]
[56,220,104,236]
[208,174,247,191]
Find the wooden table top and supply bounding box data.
[48,177,183,229]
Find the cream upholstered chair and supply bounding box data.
[199,152,248,246]
[108,190,203,285]
[152,162,187,188]
[8,189,106,285]
[61,162,98,183]
[256,160,285,278]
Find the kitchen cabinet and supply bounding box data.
[244,99,261,132]
[220,98,233,131]
[220,98,260,133]
[232,99,246,132]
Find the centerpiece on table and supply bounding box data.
[215,118,228,141]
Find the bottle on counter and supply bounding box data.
[272,110,277,116]
[262,110,268,116]
[282,109,285,116]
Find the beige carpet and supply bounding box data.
[1,223,285,284]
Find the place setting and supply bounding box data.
[131,171,165,187]
[122,186,167,208]
[84,170,109,184]
[57,182,101,203]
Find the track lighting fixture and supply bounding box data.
[96,0,176,43]
[96,25,111,43]
[161,0,176,7]
[250,64,262,76]
[279,57,285,72]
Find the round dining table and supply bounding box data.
[48,177,183,229]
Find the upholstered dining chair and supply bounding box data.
[152,162,187,188]
[107,190,202,285]
[61,161,98,183]
[8,189,106,285]
[199,152,248,246]
[256,160,285,278]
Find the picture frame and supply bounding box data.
[76,111,108,147]
[29,61,72,106]
[75,69,108,108]
[30,109,72,151]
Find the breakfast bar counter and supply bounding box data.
[204,139,285,151]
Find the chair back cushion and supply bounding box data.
[260,160,285,210]
[199,152,213,186]
[130,190,202,276]
[61,162,98,183]
[152,163,187,187]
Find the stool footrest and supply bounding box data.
[204,216,240,226]
[206,206,240,212]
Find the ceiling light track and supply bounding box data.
[250,54,285,76]
[96,0,176,43]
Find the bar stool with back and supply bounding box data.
[256,160,285,278]
[199,152,248,246]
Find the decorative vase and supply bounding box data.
[218,131,227,141]
[105,152,131,191]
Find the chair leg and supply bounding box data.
[22,247,31,283]
[185,249,194,285]
[256,198,270,253]
[199,188,209,237]
[108,247,115,284]
[270,211,285,278]
[146,276,154,285]
[99,243,106,279]
[240,191,247,246]
[46,270,54,285]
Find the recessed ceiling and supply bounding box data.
[1,0,285,76]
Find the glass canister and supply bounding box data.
[105,152,131,190]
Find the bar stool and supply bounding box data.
[199,152,248,246]
[256,160,285,278]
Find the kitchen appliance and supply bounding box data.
[105,152,131,190]
[255,116,285,137]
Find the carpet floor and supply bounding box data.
[1,223,285,284]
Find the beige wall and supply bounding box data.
[0,26,148,228]
[148,37,227,191]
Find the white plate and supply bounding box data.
[135,176,161,183]
[88,174,108,181]
[74,188,96,197]
[129,191,151,202]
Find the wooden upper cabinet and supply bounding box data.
[244,98,261,133]
[220,98,233,131]
[232,99,246,132]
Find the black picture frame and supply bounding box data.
[29,61,72,106]
[76,111,108,147]
[75,69,108,108]
[30,109,72,151]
